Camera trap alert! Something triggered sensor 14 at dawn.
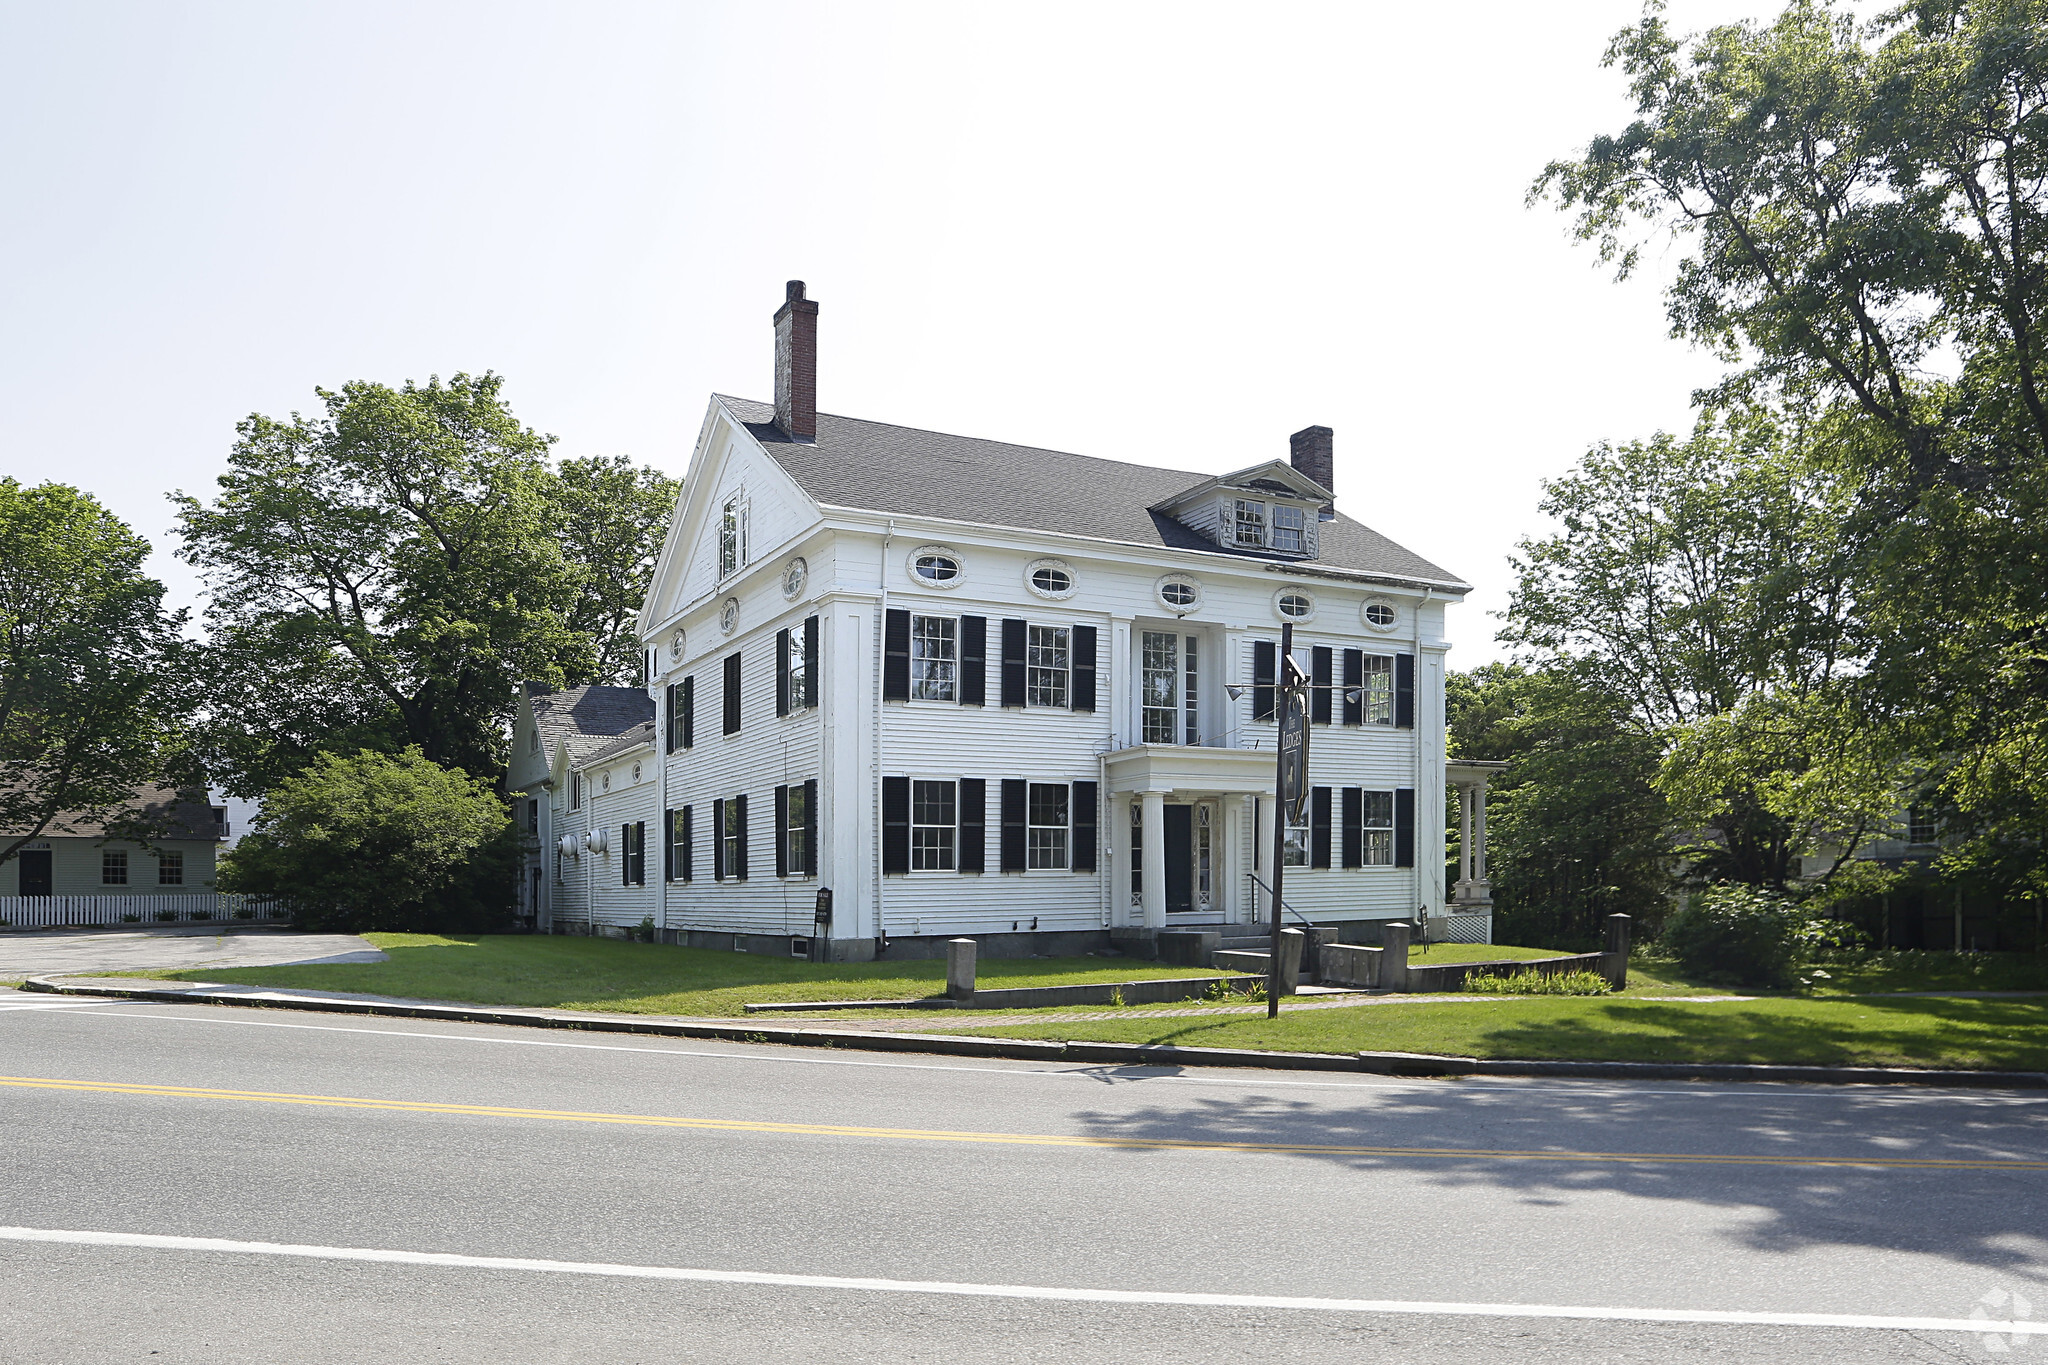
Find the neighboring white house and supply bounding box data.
[0,788,227,899]
[541,281,1474,961]
[506,683,654,931]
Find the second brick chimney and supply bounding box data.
[1289,424,1333,497]
[774,280,819,442]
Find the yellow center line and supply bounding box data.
[2,1074,2041,1171]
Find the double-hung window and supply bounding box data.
[158,851,183,885]
[1234,499,1266,548]
[1026,625,1069,708]
[1141,631,1178,744]
[1272,504,1306,553]
[1359,654,1394,725]
[722,799,745,879]
[1361,790,1394,865]
[911,615,956,701]
[1027,783,1069,870]
[719,495,749,579]
[787,628,809,710]
[912,780,956,870]
[1282,810,1310,867]
[784,784,812,876]
[102,849,128,885]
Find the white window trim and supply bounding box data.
[1154,574,1204,614]
[1361,597,1400,633]
[1025,623,1070,709]
[719,597,740,636]
[909,613,958,703]
[1024,557,1076,601]
[1272,587,1318,623]
[906,544,967,591]
[719,493,750,582]
[910,778,958,873]
[1025,782,1070,871]
[782,557,808,600]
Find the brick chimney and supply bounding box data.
[1289,424,1333,498]
[774,280,818,442]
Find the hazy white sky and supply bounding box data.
[1,1,1782,666]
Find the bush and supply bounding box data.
[1660,884,1810,987]
[1463,968,1612,996]
[191,910,211,921]
[221,747,514,934]
[121,913,141,922]
[154,909,177,922]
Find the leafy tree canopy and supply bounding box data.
[0,480,191,866]
[545,454,681,687]
[220,746,514,932]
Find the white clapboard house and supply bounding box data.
[538,282,1476,961]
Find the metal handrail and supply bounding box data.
[1243,872,1316,930]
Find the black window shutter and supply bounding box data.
[960,616,987,706]
[1342,650,1364,726]
[734,794,749,879]
[1253,641,1276,721]
[723,654,742,734]
[802,778,817,875]
[883,609,911,701]
[774,785,789,877]
[1341,787,1363,868]
[663,809,675,880]
[1311,787,1332,868]
[664,685,678,753]
[1072,780,1099,872]
[1396,653,1416,729]
[999,779,1027,872]
[681,675,694,748]
[712,798,726,881]
[881,776,910,874]
[1311,647,1333,725]
[958,778,985,873]
[1071,626,1097,712]
[775,628,791,717]
[681,805,694,882]
[621,825,631,887]
[1395,787,1416,868]
[1000,619,1027,707]
[636,821,647,885]
[803,615,819,709]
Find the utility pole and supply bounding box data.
[1268,621,1308,1020]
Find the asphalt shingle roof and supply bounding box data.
[583,721,656,766]
[718,396,1466,588]
[527,685,654,765]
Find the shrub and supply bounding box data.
[154,909,177,922]
[221,747,514,934]
[121,913,141,922]
[1464,968,1612,996]
[190,910,211,921]
[1660,884,1809,987]
[231,908,254,919]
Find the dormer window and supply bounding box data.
[1272,505,1306,553]
[1234,499,1266,547]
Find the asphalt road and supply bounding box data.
[1,987,2043,1362]
[0,927,384,976]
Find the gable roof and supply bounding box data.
[716,396,1465,588]
[526,684,655,764]
[581,720,656,767]
[5,786,224,842]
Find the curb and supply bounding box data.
[23,977,2048,1089]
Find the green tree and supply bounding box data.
[0,480,191,867]
[1448,664,1671,948]
[221,747,514,932]
[544,454,681,687]
[175,374,591,794]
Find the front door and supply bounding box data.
[17,850,52,897]
[1163,805,1194,911]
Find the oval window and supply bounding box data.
[719,598,739,634]
[1161,580,1198,608]
[668,629,686,660]
[1364,602,1396,628]
[915,554,960,583]
[783,558,808,599]
[1277,592,1314,620]
[631,762,641,783]
[1031,566,1071,595]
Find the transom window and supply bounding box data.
[1027,625,1069,707]
[915,554,960,583]
[911,615,957,701]
[1277,592,1314,620]
[719,495,749,579]
[912,780,956,870]
[1027,784,1069,869]
[1360,654,1394,725]
[1272,504,1306,553]
[1361,790,1395,865]
[1234,499,1267,547]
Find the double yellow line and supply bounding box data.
[4,1074,2042,1171]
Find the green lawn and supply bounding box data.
[124,933,1226,1018]
[979,994,2048,1071]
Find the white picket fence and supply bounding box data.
[0,894,289,930]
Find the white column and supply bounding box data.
[1110,793,1135,928]
[1140,790,1167,930]
[1472,780,1489,885]
[1221,796,1244,921]
[1254,794,1277,923]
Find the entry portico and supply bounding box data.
[1102,743,1275,930]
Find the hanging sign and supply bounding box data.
[1278,657,1310,825]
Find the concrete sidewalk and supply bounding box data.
[0,927,385,977]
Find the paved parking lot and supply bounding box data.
[0,927,384,978]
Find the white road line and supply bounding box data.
[0,1000,117,1011]
[19,1000,2047,1105]
[3,1225,2040,1335]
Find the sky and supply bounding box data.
[0,0,1789,667]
